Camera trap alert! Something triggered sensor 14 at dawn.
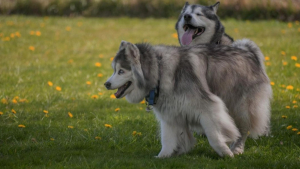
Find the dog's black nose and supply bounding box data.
[104,82,111,89]
[184,14,192,21]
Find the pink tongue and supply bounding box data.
[182,28,195,46]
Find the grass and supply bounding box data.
[0,16,300,168]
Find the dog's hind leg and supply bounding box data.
[200,95,240,157]
[157,119,195,158]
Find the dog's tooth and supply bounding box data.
[194,29,198,35]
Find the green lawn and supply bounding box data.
[0,16,300,168]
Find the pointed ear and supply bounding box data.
[181,2,189,13]
[119,40,128,50]
[124,42,140,63]
[210,1,220,14]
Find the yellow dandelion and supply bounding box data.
[68,112,73,118]
[10,33,15,38]
[95,62,102,67]
[110,94,116,99]
[293,105,298,108]
[95,136,101,140]
[287,125,292,129]
[35,31,41,36]
[281,51,286,56]
[287,22,293,28]
[66,26,71,31]
[105,124,112,128]
[291,56,297,61]
[137,132,142,136]
[12,99,18,104]
[45,114,49,117]
[270,82,275,86]
[50,138,55,141]
[297,88,300,91]
[68,59,74,64]
[68,126,74,129]
[281,85,286,88]
[282,115,287,119]
[115,108,120,112]
[132,131,137,136]
[286,106,290,109]
[298,28,300,32]
[298,132,300,135]
[99,54,104,58]
[292,128,298,131]
[293,100,297,104]
[30,31,35,35]
[265,56,270,61]
[286,85,294,90]
[97,73,103,77]
[86,81,91,85]
[98,92,103,95]
[172,33,178,39]
[2,37,10,41]
[48,81,53,86]
[0,33,3,37]
[12,109,16,114]
[283,61,288,66]
[56,86,61,91]
[15,32,21,37]
[29,46,35,51]
[140,100,146,104]
[266,62,271,66]
[295,63,300,68]
[1,98,8,104]
[0,112,3,115]
[110,57,114,61]
[43,110,48,114]
[91,95,98,99]
[18,124,26,128]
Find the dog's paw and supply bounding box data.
[231,146,244,155]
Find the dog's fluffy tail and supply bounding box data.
[232,39,265,70]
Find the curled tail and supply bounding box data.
[231,39,266,70]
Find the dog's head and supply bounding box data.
[175,2,220,46]
[105,41,147,103]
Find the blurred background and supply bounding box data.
[0,0,300,21]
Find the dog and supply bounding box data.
[104,39,271,158]
[176,2,233,46]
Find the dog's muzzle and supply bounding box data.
[104,81,111,89]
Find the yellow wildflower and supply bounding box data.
[68,126,74,129]
[291,56,297,61]
[140,100,146,104]
[97,73,103,77]
[99,54,104,58]
[287,125,292,129]
[110,94,116,99]
[95,136,101,140]
[29,46,35,51]
[132,131,137,136]
[50,138,55,141]
[48,81,53,86]
[43,110,48,114]
[98,92,103,95]
[66,26,71,31]
[68,59,74,64]
[91,95,98,99]
[287,22,293,28]
[12,99,18,104]
[281,51,286,55]
[95,62,102,67]
[10,33,15,38]
[137,132,142,136]
[68,112,73,118]
[295,63,300,68]
[293,100,297,104]
[286,85,294,90]
[1,98,8,104]
[0,112,3,115]
[281,85,286,88]
[18,124,26,128]
[266,62,271,66]
[12,109,16,114]
[30,31,35,35]
[15,32,21,37]
[86,81,91,85]
[297,132,300,135]
[115,108,120,112]
[283,61,288,66]
[56,86,61,91]
[298,28,300,32]
[110,57,114,61]
[265,56,270,61]
[281,115,287,119]
[35,31,41,36]
[292,128,298,131]
[270,82,275,86]
[105,124,112,128]
[286,106,290,109]
[172,33,178,39]
[293,105,298,108]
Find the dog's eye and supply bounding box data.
[118,69,124,75]
[196,13,202,16]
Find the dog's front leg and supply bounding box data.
[157,120,180,158]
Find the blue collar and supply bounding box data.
[145,81,160,111]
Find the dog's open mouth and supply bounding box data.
[114,81,132,98]
[182,24,205,46]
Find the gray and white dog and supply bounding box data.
[105,39,272,157]
[176,2,233,46]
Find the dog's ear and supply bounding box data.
[210,2,220,14]
[120,41,140,64]
[181,2,189,13]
